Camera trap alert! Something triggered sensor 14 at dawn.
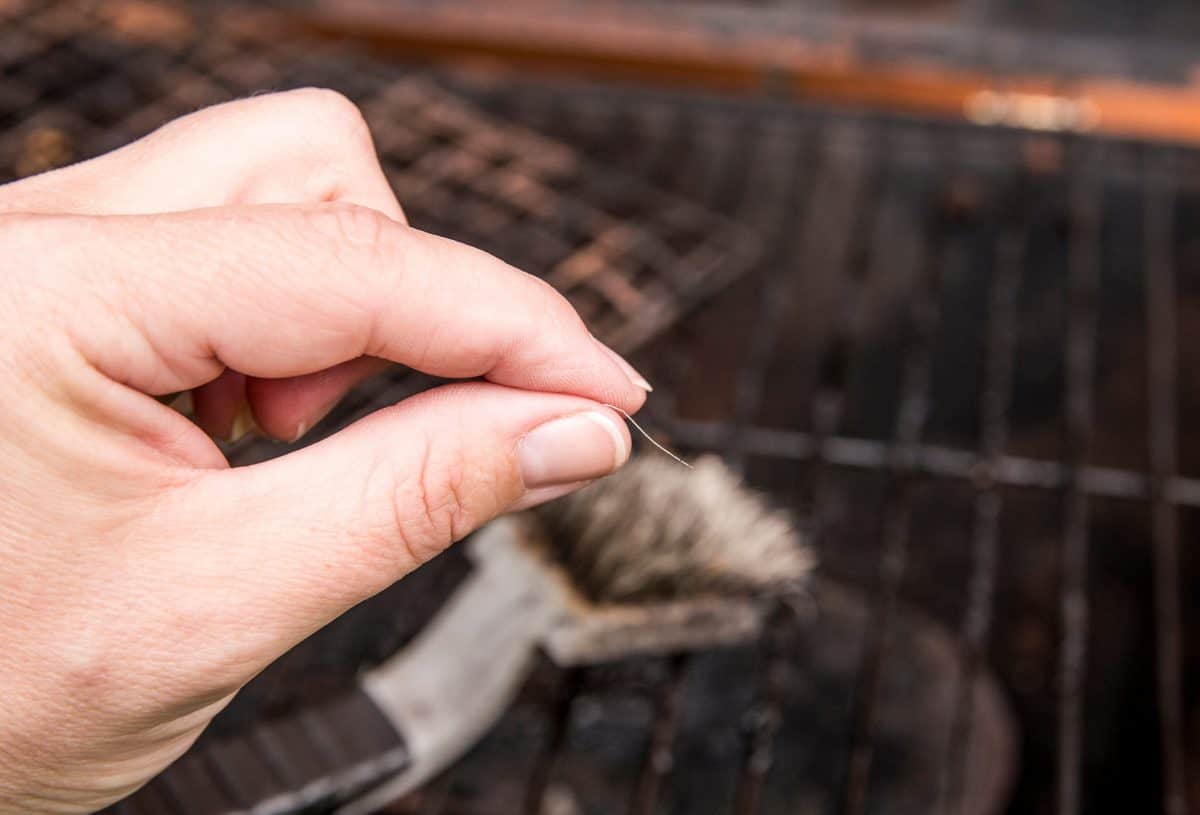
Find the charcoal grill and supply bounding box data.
[4,1,1200,814]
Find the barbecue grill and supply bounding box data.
[456,74,1200,815]
[3,1,1200,814]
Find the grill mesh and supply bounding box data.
[0,0,756,360]
[454,74,1200,814]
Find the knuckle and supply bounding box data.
[380,435,480,569]
[531,274,587,333]
[306,201,392,249]
[284,87,372,144]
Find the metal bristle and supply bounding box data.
[532,455,814,603]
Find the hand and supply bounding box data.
[0,89,647,813]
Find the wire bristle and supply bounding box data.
[531,455,814,603]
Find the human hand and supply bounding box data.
[0,89,647,813]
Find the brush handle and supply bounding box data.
[339,534,557,814]
[110,521,553,815]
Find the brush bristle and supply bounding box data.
[531,455,813,603]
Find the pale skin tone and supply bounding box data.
[0,88,650,813]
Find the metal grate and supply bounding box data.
[0,0,757,359]
[451,74,1200,814]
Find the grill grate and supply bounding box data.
[452,74,1200,814]
[0,0,757,358]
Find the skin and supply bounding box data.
[0,88,647,813]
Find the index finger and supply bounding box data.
[28,204,648,414]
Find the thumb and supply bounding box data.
[147,382,630,667]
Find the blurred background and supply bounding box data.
[6,1,1200,813]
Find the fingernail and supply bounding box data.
[228,401,260,443]
[519,411,629,489]
[509,480,594,512]
[594,338,653,392]
[290,396,340,443]
[289,419,311,444]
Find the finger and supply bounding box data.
[245,357,392,442]
[0,90,411,446]
[43,205,648,415]
[192,370,248,440]
[0,88,406,223]
[145,383,632,671]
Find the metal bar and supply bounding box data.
[1144,165,1189,815]
[727,126,881,815]
[840,166,944,815]
[731,605,798,815]
[1055,155,1100,815]
[627,656,690,815]
[727,120,847,471]
[522,667,583,815]
[938,179,1026,815]
[659,418,1200,506]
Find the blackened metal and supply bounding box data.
[840,161,944,815]
[728,128,867,473]
[726,128,880,815]
[662,420,1200,505]
[627,656,689,815]
[731,605,801,815]
[1055,157,1100,815]
[440,76,1200,811]
[155,753,235,814]
[118,692,408,815]
[522,667,583,815]
[1144,166,1189,815]
[937,182,1026,815]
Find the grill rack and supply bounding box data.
[0,0,757,359]
[452,75,1200,814]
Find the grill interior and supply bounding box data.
[4,1,1200,814]
[453,77,1200,815]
